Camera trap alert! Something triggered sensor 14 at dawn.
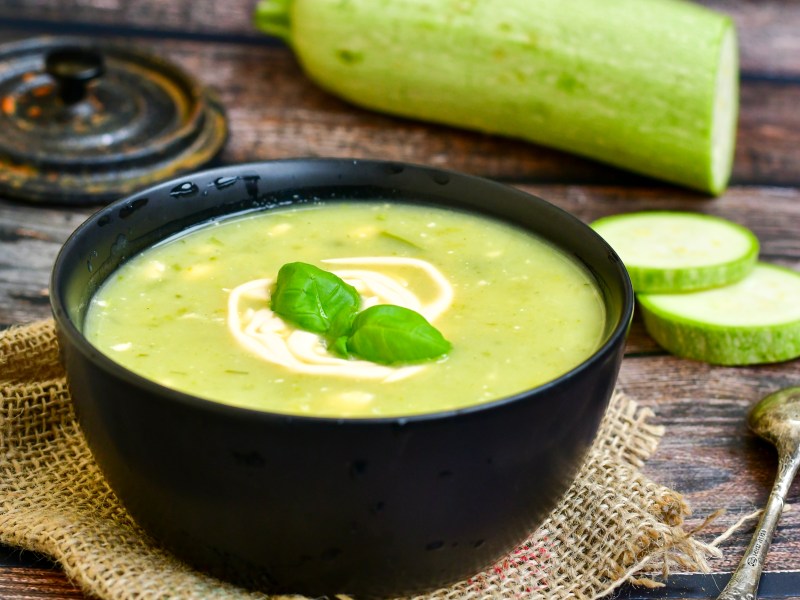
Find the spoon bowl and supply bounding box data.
[718,386,800,600]
[748,387,800,451]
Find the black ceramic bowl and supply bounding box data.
[51,159,633,597]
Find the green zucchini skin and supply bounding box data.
[628,254,756,294]
[641,307,800,366]
[638,264,800,365]
[255,0,739,194]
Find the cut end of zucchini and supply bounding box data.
[591,211,759,293]
[709,23,739,195]
[252,0,741,195]
[638,263,800,365]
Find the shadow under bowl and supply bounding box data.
[50,159,633,597]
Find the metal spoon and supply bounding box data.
[717,386,800,600]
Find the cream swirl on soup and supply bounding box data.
[227,256,453,381]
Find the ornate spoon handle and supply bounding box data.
[717,452,800,600]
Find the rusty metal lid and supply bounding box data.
[0,36,228,204]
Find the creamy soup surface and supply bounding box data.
[85,202,606,417]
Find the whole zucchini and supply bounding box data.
[255,0,738,195]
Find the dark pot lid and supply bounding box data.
[0,36,228,205]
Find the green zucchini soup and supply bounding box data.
[84,202,606,417]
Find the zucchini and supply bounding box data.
[255,0,739,194]
[591,211,759,293]
[638,263,800,365]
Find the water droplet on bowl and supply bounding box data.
[213,176,238,190]
[170,182,199,198]
[118,197,148,219]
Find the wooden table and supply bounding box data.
[1,1,799,598]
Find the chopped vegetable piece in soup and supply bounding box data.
[84,202,606,417]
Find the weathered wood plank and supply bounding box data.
[0,0,260,40]
[2,1,799,77]
[167,40,800,188]
[618,356,800,572]
[697,0,800,77]
[0,203,90,328]
[1,10,799,595]
[520,184,800,264]
[1,31,798,187]
[0,567,83,598]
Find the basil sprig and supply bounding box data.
[270,262,451,365]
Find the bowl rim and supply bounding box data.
[51,158,634,426]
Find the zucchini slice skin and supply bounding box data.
[591,211,759,293]
[254,0,739,195]
[638,263,800,365]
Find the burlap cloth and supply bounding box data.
[0,320,720,599]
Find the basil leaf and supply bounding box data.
[271,262,360,334]
[329,334,350,358]
[346,305,451,365]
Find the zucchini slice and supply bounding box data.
[638,263,800,365]
[591,211,759,293]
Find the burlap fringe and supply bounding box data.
[1,320,722,599]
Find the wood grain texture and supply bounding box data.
[163,40,800,187]
[6,31,794,188]
[620,357,800,573]
[0,203,90,328]
[2,0,800,77]
[0,567,83,598]
[1,28,798,187]
[1,1,800,597]
[0,0,262,40]
[697,0,800,77]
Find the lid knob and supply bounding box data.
[45,46,105,105]
[0,36,228,204]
